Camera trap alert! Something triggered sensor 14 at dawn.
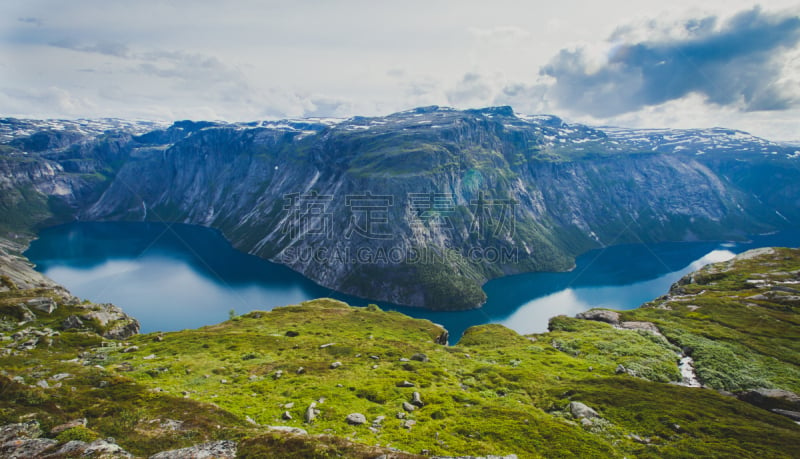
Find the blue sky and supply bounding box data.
[1,1,798,140]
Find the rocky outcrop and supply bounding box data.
[576,309,620,325]
[148,440,237,459]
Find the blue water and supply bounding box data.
[24,222,800,342]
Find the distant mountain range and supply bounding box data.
[2,106,799,310]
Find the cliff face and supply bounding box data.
[1,109,798,309]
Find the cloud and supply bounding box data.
[540,7,800,116]
[49,39,130,58]
[17,17,43,27]
[446,73,494,107]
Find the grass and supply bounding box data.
[2,249,800,457]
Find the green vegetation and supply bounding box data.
[1,248,800,457]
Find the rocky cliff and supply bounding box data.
[1,108,798,309]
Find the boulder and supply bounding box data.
[149,440,236,459]
[411,391,424,407]
[26,297,56,314]
[576,309,620,325]
[82,438,133,458]
[267,426,307,435]
[402,402,416,412]
[62,315,84,330]
[0,421,42,443]
[345,413,367,425]
[569,401,599,419]
[305,402,317,423]
[737,388,800,411]
[0,438,58,457]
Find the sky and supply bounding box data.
[1,1,799,140]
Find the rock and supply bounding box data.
[402,419,416,429]
[122,346,139,353]
[50,373,72,381]
[50,418,87,435]
[274,370,283,379]
[0,437,58,457]
[0,421,42,442]
[267,426,307,435]
[737,388,800,410]
[569,401,599,419]
[36,379,49,389]
[411,391,424,407]
[410,353,429,362]
[397,380,415,387]
[345,413,367,425]
[62,315,84,330]
[576,309,620,325]
[435,330,449,345]
[282,411,292,420]
[580,418,594,427]
[26,297,56,314]
[618,321,663,336]
[305,402,317,423]
[369,355,380,360]
[615,364,627,375]
[148,440,236,459]
[330,361,341,369]
[48,440,90,457]
[245,416,257,425]
[284,402,295,409]
[296,367,305,374]
[371,364,379,370]
[770,408,800,421]
[396,412,406,419]
[15,304,36,322]
[402,402,416,412]
[319,343,336,348]
[285,330,299,337]
[79,438,133,458]
[143,354,156,360]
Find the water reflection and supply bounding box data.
[25,222,800,342]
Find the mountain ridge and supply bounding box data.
[2,106,799,310]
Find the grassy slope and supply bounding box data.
[1,249,800,457]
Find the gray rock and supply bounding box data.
[618,321,663,336]
[411,391,424,407]
[267,426,307,435]
[305,402,317,423]
[402,419,416,429]
[50,373,71,381]
[402,401,416,412]
[0,421,42,443]
[48,440,90,456]
[296,367,305,374]
[569,401,599,419]
[26,297,56,314]
[330,361,341,369]
[345,413,367,425]
[396,412,406,419]
[770,408,800,421]
[0,437,58,457]
[738,388,800,410]
[50,418,87,435]
[15,304,36,323]
[576,309,620,325]
[79,438,133,458]
[282,411,292,420]
[62,315,84,330]
[148,440,236,459]
[410,353,429,362]
[274,370,283,379]
[122,346,139,353]
[397,380,415,387]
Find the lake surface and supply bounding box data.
[25,222,800,342]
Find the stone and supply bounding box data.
[122,346,139,353]
[411,391,424,407]
[296,367,305,374]
[62,315,84,330]
[285,330,299,337]
[402,420,416,429]
[148,440,236,459]
[402,402,416,412]
[615,364,627,374]
[49,440,90,457]
[345,413,367,425]
[319,343,336,348]
[618,321,663,336]
[82,438,133,458]
[397,380,415,387]
[396,412,406,419]
[372,364,379,369]
[576,309,620,325]
[330,361,342,369]
[50,418,87,435]
[282,411,292,420]
[738,388,800,410]
[50,373,72,381]
[284,402,295,409]
[0,421,42,442]
[305,402,317,423]
[274,370,283,379]
[36,379,49,389]
[0,438,58,457]
[267,426,307,435]
[569,401,599,419]
[369,355,380,360]
[143,354,156,360]
[410,353,429,362]
[26,297,56,314]
[770,409,800,421]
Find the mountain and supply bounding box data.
[1,107,799,310]
[2,241,800,457]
